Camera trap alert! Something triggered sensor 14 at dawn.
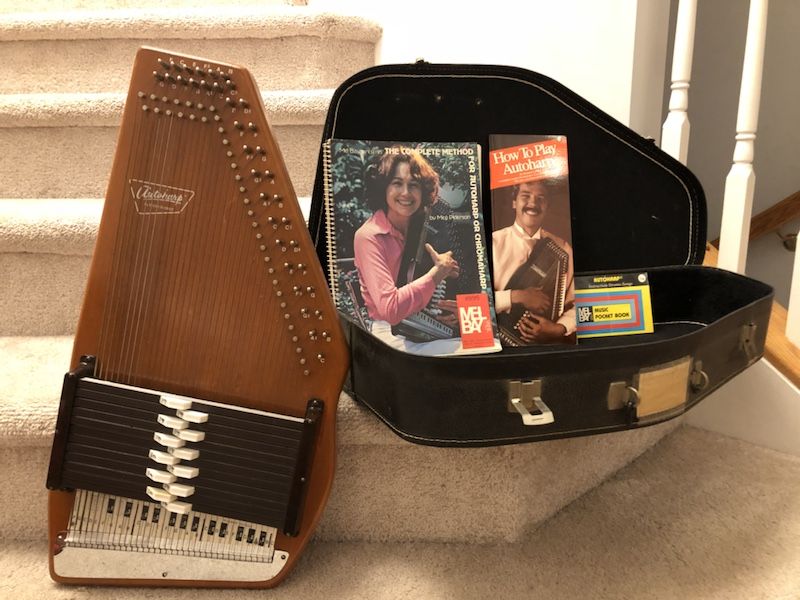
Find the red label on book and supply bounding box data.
[456,293,494,349]
[488,137,569,189]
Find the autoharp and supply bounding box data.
[497,237,569,346]
[45,47,348,588]
[391,208,457,343]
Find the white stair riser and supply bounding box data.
[0,124,322,199]
[0,37,373,94]
[1,421,677,544]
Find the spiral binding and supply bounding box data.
[321,140,340,310]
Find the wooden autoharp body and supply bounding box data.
[497,237,569,347]
[45,47,348,588]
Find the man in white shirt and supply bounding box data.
[492,179,575,344]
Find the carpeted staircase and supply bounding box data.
[1,4,799,598]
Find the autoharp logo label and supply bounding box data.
[129,179,195,215]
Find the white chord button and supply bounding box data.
[146,486,176,503]
[169,447,200,461]
[165,482,195,498]
[154,432,186,448]
[164,500,193,514]
[149,449,180,465]
[174,429,205,442]
[176,409,209,423]
[159,394,192,410]
[146,468,177,484]
[158,414,189,430]
[168,464,199,479]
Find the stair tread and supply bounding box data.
[0,335,397,448]
[0,196,312,255]
[3,426,800,597]
[0,6,382,42]
[0,89,333,128]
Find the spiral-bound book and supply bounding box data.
[322,139,501,356]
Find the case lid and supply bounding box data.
[310,62,707,273]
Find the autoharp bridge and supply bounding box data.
[46,47,348,588]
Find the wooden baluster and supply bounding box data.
[717,0,769,274]
[661,0,697,165]
[788,228,800,346]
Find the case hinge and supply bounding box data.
[507,380,554,426]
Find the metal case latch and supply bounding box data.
[507,380,554,426]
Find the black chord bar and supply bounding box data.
[47,375,319,531]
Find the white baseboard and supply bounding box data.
[687,359,800,457]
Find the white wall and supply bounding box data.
[688,359,800,457]
[313,0,670,138]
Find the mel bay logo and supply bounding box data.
[459,305,488,335]
[129,179,195,215]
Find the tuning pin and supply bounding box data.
[153,71,164,81]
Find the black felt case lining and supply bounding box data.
[310,63,707,274]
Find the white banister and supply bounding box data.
[661,0,697,165]
[717,0,769,274]
[787,226,800,346]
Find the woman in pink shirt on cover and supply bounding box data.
[353,149,460,352]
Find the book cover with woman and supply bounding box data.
[324,140,501,356]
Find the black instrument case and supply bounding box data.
[308,62,773,447]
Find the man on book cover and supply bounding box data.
[492,177,576,344]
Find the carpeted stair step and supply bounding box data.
[0,90,330,199]
[0,335,679,544]
[0,7,380,94]
[2,427,799,598]
[1,0,301,17]
[0,196,307,336]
